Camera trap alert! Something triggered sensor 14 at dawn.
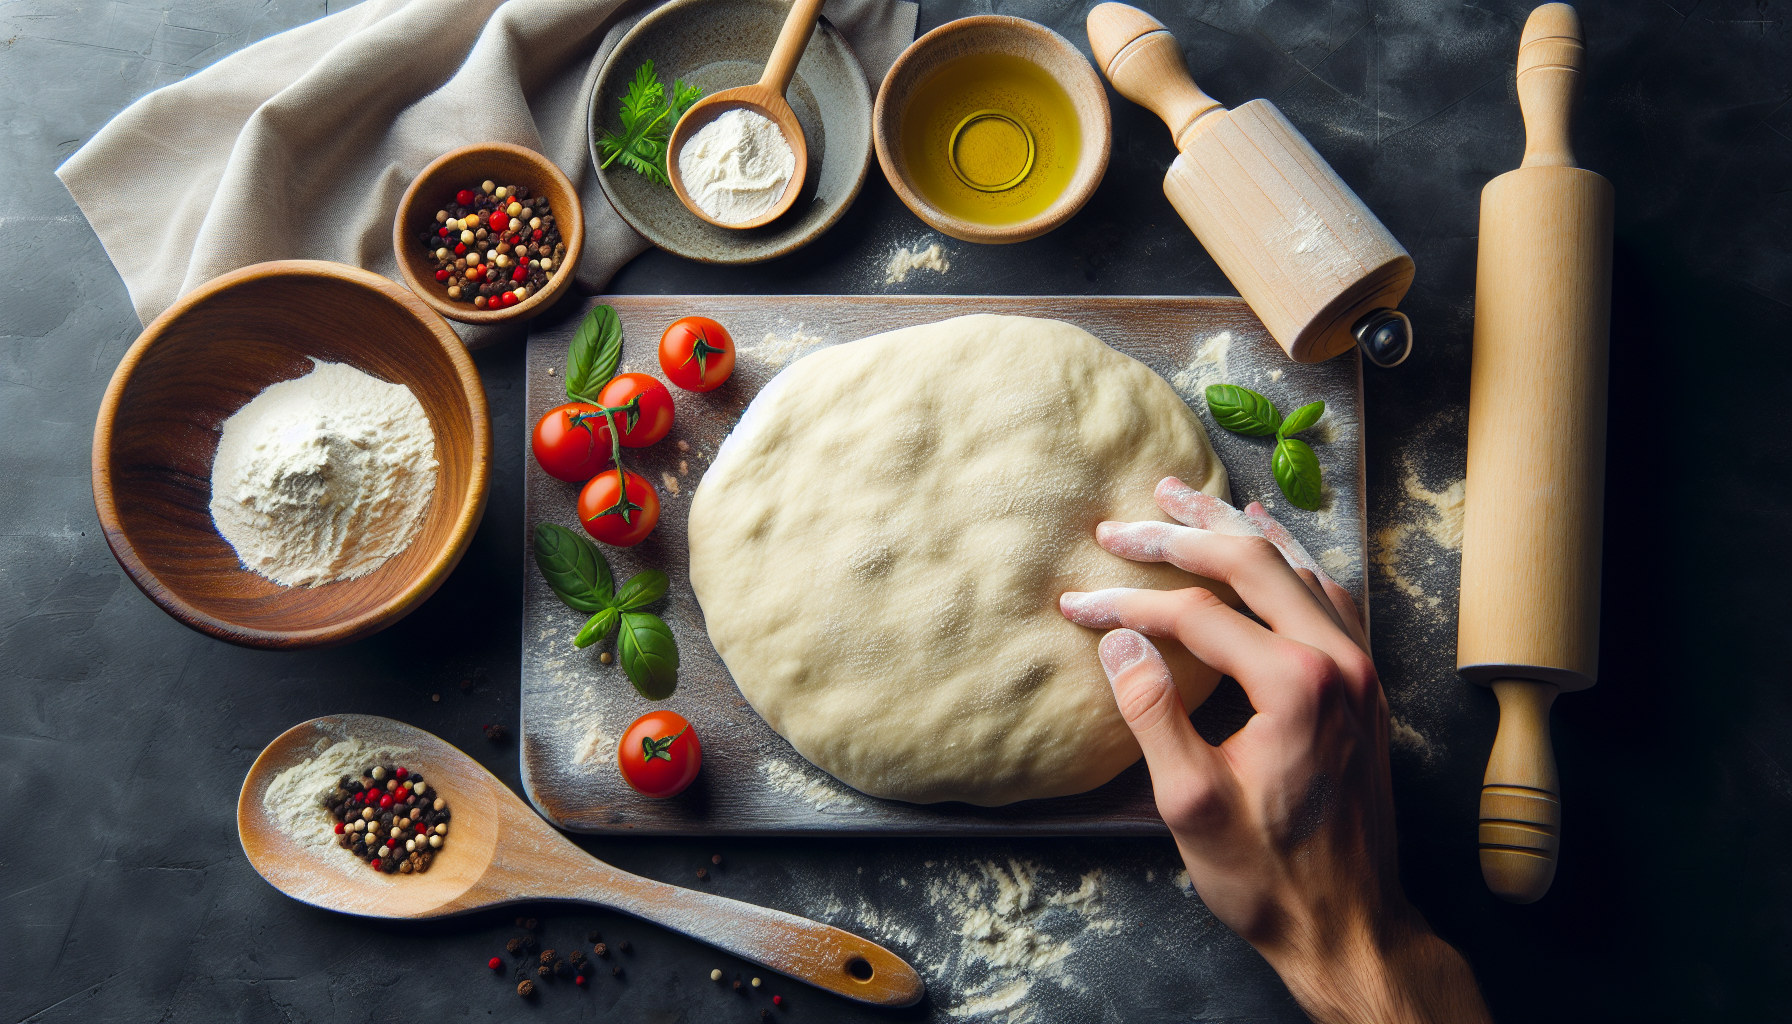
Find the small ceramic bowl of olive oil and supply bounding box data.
[874,16,1110,245]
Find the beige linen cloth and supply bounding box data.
[56,0,916,348]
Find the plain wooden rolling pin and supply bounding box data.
[1458,3,1612,904]
[1086,3,1415,366]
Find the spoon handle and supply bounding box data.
[558,856,924,1007]
[759,0,826,97]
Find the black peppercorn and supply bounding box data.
[593,943,607,957]
[587,930,601,943]
[618,940,631,952]
[611,965,622,977]
[506,938,522,955]
[517,980,535,998]
[525,917,538,930]
[522,935,538,952]
[696,867,708,880]
[540,950,556,966]
[537,965,551,980]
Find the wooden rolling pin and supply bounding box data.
[1458,3,1612,904]
[1086,3,1415,366]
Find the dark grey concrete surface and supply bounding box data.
[3,1,1789,1021]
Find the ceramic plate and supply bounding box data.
[587,0,873,264]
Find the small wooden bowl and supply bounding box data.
[393,143,584,325]
[873,16,1111,244]
[92,261,492,650]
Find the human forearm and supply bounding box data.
[1267,911,1491,1024]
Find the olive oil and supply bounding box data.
[900,53,1081,227]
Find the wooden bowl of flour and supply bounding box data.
[92,261,491,650]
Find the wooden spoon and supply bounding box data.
[238,715,924,1007]
[666,0,823,229]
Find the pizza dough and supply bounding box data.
[687,314,1230,806]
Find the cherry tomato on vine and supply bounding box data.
[595,373,675,448]
[578,468,661,546]
[532,402,613,482]
[618,710,701,798]
[658,316,735,392]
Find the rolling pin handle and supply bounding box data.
[1086,3,1224,149]
[1480,678,1562,903]
[1352,308,1413,368]
[1517,3,1586,169]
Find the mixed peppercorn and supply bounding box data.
[416,179,565,310]
[327,764,449,874]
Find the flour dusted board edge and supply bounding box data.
[522,296,1366,836]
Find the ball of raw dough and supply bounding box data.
[688,314,1230,806]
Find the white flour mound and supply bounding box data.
[676,107,795,225]
[263,735,410,848]
[210,358,437,587]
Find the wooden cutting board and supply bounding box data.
[521,295,1366,835]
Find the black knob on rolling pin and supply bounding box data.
[1353,308,1413,368]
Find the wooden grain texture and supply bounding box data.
[392,142,584,325]
[1479,679,1562,903]
[239,716,924,1007]
[522,295,1367,836]
[1086,3,1413,363]
[1459,2,1609,904]
[91,260,491,650]
[667,0,823,229]
[872,16,1111,244]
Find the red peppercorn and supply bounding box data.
[334,822,345,834]
[435,269,450,282]
[489,956,503,970]
[397,785,410,798]
[575,975,586,987]
[438,226,450,237]
[490,211,509,232]
[773,995,782,1006]
[371,859,383,870]
[395,767,408,780]
[457,189,476,206]
[502,291,518,307]
[380,794,394,809]
[455,243,467,255]
[512,266,527,282]
[532,228,544,241]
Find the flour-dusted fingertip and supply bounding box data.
[1098,628,1155,679]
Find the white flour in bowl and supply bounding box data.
[676,107,796,225]
[210,358,437,587]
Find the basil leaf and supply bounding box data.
[615,569,669,611]
[617,611,679,700]
[533,523,613,611]
[565,304,622,404]
[572,607,619,649]
[1277,400,1325,440]
[1205,384,1280,436]
[1272,438,1325,511]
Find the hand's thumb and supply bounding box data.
[1100,630,1223,824]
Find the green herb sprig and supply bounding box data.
[1204,384,1327,512]
[596,60,702,187]
[534,522,679,700]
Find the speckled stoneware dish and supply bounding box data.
[587,0,872,264]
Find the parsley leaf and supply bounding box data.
[597,60,703,187]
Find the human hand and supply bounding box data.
[1060,478,1488,1024]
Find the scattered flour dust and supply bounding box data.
[1370,461,1467,616]
[884,242,951,284]
[263,735,410,848]
[1170,331,1232,402]
[925,860,1120,1021]
[1389,715,1437,758]
[1320,546,1354,577]
[759,759,866,814]
[739,324,827,368]
[575,718,614,766]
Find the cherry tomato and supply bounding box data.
[618,710,700,798]
[658,316,735,392]
[578,468,660,546]
[595,373,675,447]
[532,403,613,482]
